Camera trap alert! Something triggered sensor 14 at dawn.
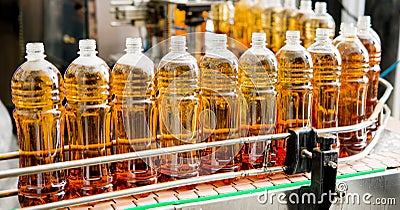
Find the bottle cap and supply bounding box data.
[171,36,186,46]
[284,0,296,8]
[357,16,371,30]
[212,33,227,46]
[26,42,44,55]
[126,37,142,52]
[341,23,357,36]
[316,28,331,38]
[300,0,312,11]
[79,39,96,51]
[286,30,300,41]
[252,32,266,43]
[315,2,327,14]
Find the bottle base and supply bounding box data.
[18,189,65,207]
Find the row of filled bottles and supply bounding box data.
[12,17,380,207]
[213,0,338,52]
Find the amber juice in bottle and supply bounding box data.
[64,39,113,198]
[12,43,65,207]
[110,38,158,190]
[293,0,314,45]
[275,31,313,166]
[200,34,241,177]
[211,1,234,36]
[262,0,284,53]
[233,0,251,47]
[239,32,277,169]
[248,0,266,38]
[303,2,335,48]
[157,36,200,182]
[281,0,298,40]
[333,25,369,157]
[307,28,341,129]
[357,16,381,141]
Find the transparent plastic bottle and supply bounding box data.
[12,43,65,207]
[303,2,335,48]
[211,1,234,36]
[248,0,266,39]
[64,39,112,198]
[357,16,381,141]
[293,0,314,45]
[110,38,158,191]
[276,31,313,166]
[199,34,241,178]
[262,0,284,53]
[239,32,277,169]
[157,36,200,182]
[233,0,251,47]
[281,0,298,39]
[333,24,369,158]
[307,28,341,130]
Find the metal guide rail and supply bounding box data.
[0,78,393,209]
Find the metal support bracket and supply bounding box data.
[284,128,317,174]
[299,134,338,210]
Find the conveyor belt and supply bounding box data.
[65,150,400,210]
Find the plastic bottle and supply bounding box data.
[262,0,284,52]
[275,31,313,166]
[233,0,251,47]
[110,38,158,191]
[64,39,112,198]
[248,0,266,41]
[157,36,200,183]
[307,28,341,130]
[199,33,241,179]
[303,2,335,48]
[239,32,278,169]
[281,0,298,39]
[12,43,65,207]
[357,16,381,141]
[333,24,369,157]
[294,0,314,45]
[211,1,234,36]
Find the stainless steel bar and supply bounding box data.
[0,151,19,161]
[0,133,289,179]
[0,189,18,199]
[21,167,283,210]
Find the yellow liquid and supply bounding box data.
[248,3,265,40]
[335,39,369,157]
[276,48,313,166]
[239,52,277,169]
[12,64,65,207]
[211,2,233,36]
[304,17,335,48]
[359,36,381,141]
[281,8,298,43]
[262,6,284,52]
[110,63,158,190]
[157,61,200,182]
[293,11,313,45]
[233,0,251,47]
[64,63,113,198]
[309,52,341,129]
[199,56,241,175]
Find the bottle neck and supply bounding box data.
[126,46,142,54]
[286,39,301,46]
[252,42,266,49]
[315,36,331,43]
[26,53,46,61]
[79,49,97,57]
[170,45,186,52]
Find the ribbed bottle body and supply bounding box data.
[64,55,113,198]
[239,46,277,169]
[157,50,200,182]
[110,50,158,190]
[12,57,65,207]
